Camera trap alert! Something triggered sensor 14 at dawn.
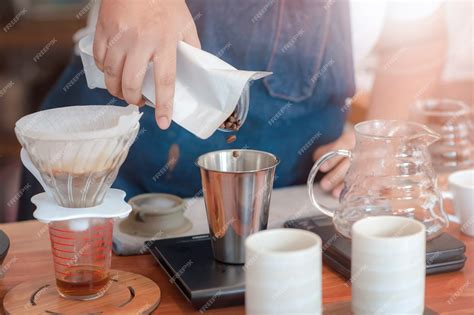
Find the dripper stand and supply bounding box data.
[3,270,161,314]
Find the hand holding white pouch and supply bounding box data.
[79,35,271,139]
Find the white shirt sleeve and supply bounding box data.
[349,0,474,88]
[350,1,387,70]
[441,0,474,82]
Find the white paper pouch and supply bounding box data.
[79,35,271,139]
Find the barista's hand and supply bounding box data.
[94,0,201,129]
[312,129,355,198]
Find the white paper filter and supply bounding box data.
[79,35,271,139]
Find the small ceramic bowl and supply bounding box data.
[0,230,10,277]
[120,193,192,237]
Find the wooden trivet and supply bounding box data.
[324,301,438,315]
[3,270,160,315]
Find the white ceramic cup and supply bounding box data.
[351,216,426,315]
[245,228,322,315]
[443,169,474,237]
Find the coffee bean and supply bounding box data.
[221,111,242,132]
[226,135,237,144]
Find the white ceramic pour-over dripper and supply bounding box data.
[15,105,141,208]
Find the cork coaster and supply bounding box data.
[3,270,160,315]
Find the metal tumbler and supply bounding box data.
[196,150,279,264]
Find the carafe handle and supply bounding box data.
[307,149,352,217]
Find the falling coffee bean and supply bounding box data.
[221,111,241,144]
[226,135,237,144]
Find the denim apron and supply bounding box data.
[18,0,354,219]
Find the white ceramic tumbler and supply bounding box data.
[351,216,426,315]
[245,229,322,315]
[444,169,474,237]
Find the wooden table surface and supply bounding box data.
[0,210,473,314]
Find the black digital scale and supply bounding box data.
[146,234,245,310]
[285,216,467,278]
[146,216,467,310]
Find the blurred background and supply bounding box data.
[0,0,472,222]
[1,0,89,222]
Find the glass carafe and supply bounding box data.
[307,120,449,240]
[412,99,473,172]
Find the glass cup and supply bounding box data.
[49,218,113,300]
[412,99,473,172]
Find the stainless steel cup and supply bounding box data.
[196,150,279,264]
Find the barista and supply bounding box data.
[18,0,355,219]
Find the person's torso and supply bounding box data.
[74,0,356,198]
